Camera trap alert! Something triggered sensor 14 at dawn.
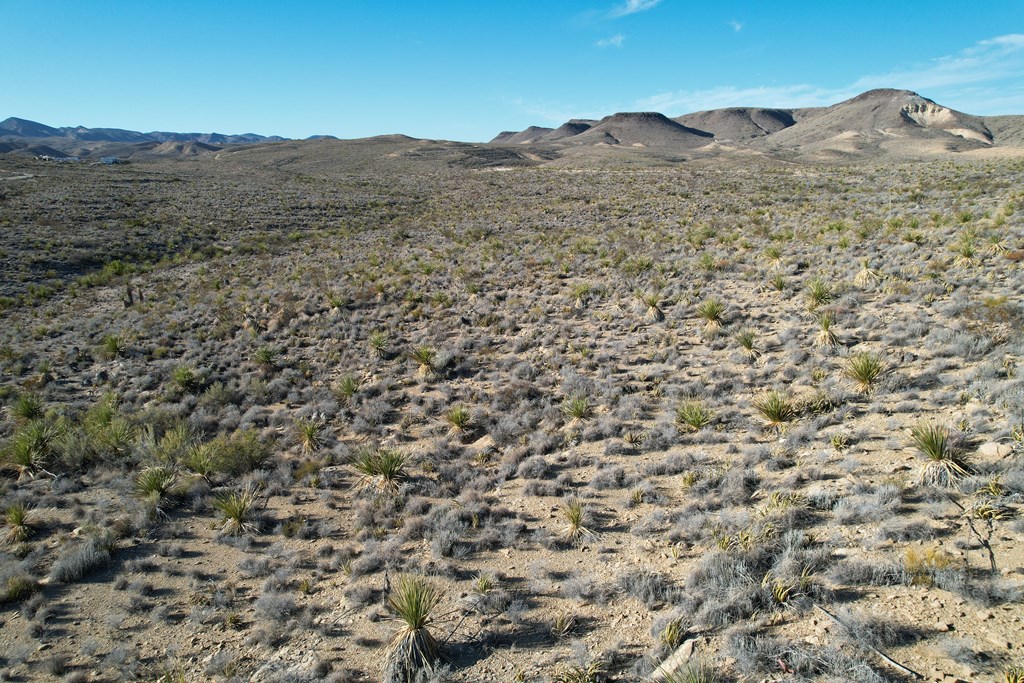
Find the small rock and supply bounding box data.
[977,442,1013,458]
[934,622,954,632]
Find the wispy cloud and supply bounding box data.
[504,97,610,125]
[609,0,661,18]
[636,34,1024,115]
[729,20,743,32]
[596,34,625,48]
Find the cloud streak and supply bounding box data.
[596,34,625,48]
[609,0,661,18]
[636,34,1024,115]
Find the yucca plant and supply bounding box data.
[10,393,45,423]
[553,660,606,683]
[351,448,407,495]
[561,498,595,547]
[3,503,33,546]
[410,346,436,379]
[662,658,721,683]
[676,400,713,432]
[171,365,201,393]
[443,406,472,438]
[570,282,592,310]
[212,485,261,536]
[843,352,886,393]
[911,423,970,487]
[641,292,664,322]
[695,297,725,331]
[294,418,325,454]
[1005,665,1024,683]
[383,575,441,682]
[369,331,389,359]
[561,395,594,426]
[332,375,361,404]
[5,419,62,479]
[805,276,832,310]
[853,258,882,288]
[753,391,798,430]
[134,466,177,501]
[733,328,759,358]
[100,333,128,360]
[814,311,839,347]
[252,345,278,373]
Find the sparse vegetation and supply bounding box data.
[0,137,1021,682]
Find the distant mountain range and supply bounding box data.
[0,117,305,159]
[491,89,1024,160]
[3,89,1024,164]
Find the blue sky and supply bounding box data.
[3,1,1024,141]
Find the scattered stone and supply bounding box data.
[977,442,1013,458]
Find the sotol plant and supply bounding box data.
[676,400,714,432]
[351,448,407,495]
[213,485,262,536]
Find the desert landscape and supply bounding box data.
[1,88,1024,683]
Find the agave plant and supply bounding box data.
[294,418,326,454]
[911,423,970,487]
[383,575,441,683]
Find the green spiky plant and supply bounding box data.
[561,395,594,426]
[171,365,201,393]
[10,393,45,423]
[733,328,759,358]
[676,400,714,432]
[100,333,129,360]
[252,345,279,373]
[814,311,839,347]
[383,575,442,682]
[369,331,389,359]
[843,352,886,393]
[641,292,665,322]
[695,297,725,331]
[571,282,592,310]
[351,448,407,495]
[4,419,63,479]
[332,375,361,404]
[410,346,436,379]
[294,418,325,454]
[3,503,33,546]
[212,485,261,536]
[134,466,177,501]
[805,276,832,310]
[911,423,970,487]
[853,258,882,288]
[443,406,472,438]
[753,391,798,430]
[561,498,595,547]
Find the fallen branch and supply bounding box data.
[812,603,921,680]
